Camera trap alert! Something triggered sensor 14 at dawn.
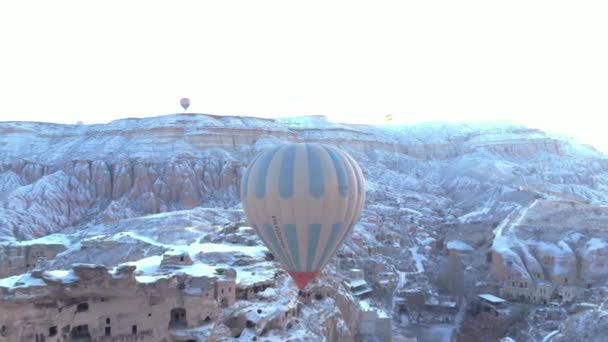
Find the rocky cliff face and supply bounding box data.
[1,155,241,241]
[491,200,608,287]
[1,114,606,243]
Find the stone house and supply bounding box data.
[556,285,580,303]
[187,272,236,307]
[0,244,66,278]
[222,301,299,339]
[500,278,579,304]
[357,309,392,342]
[424,296,459,315]
[397,288,426,314]
[581,245,608,286]
[534,282,554,304]
[348,268,365,280]
[495,256,570,305]
[216,278,237,307]
[0,264,231,341]
[298,285,332,304]
[343,279,372,297]
[160,250,194,270]
[236,279,273,300]
[477,293,509,316]
[376,271,398,289]
[500,276,535,302]
[343,269,372,297]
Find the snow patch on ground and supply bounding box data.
[409,246,426,273]
[458,201,492,223]
[16,233,71,246]
[0,274,45,288]
[447,240,474,251]
[44,270,79,283]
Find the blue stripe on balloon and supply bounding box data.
[322,146,348,197]
[279,144,297,199]
[255,146,281,199]
[252,224,261,236]
[242,153,262,197]
[306,224,322,271]
[262,223,291,268]
[253,224,276,260]
[306,144,324,198]
[318,222,343,269]
[284,224,301,270]
[345,154,362,195]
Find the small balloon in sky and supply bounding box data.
[180,98,190,111]
[241,143,366,289]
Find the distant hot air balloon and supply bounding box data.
[241,143,366,289]
[180,98,190,111]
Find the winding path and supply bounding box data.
[493,199,538,239]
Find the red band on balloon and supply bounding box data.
[288,271,320,289]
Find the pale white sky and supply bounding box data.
[0,1,607,151]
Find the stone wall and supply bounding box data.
[0,294,218,341]
[216,279,236,307]
[0,264,231,342]
[492,238,592,305]
[357,310,392,341]
[0,244,66,278]
[236,279,273,301]
[160,251,194,270]
[500,279,581,304]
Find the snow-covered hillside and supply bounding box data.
[1,113,606,243]
[1,113,607,341]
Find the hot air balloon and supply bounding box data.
[180,98,190,111]
[241,143,366,289]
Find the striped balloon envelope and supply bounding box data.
[241,143,366,289]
